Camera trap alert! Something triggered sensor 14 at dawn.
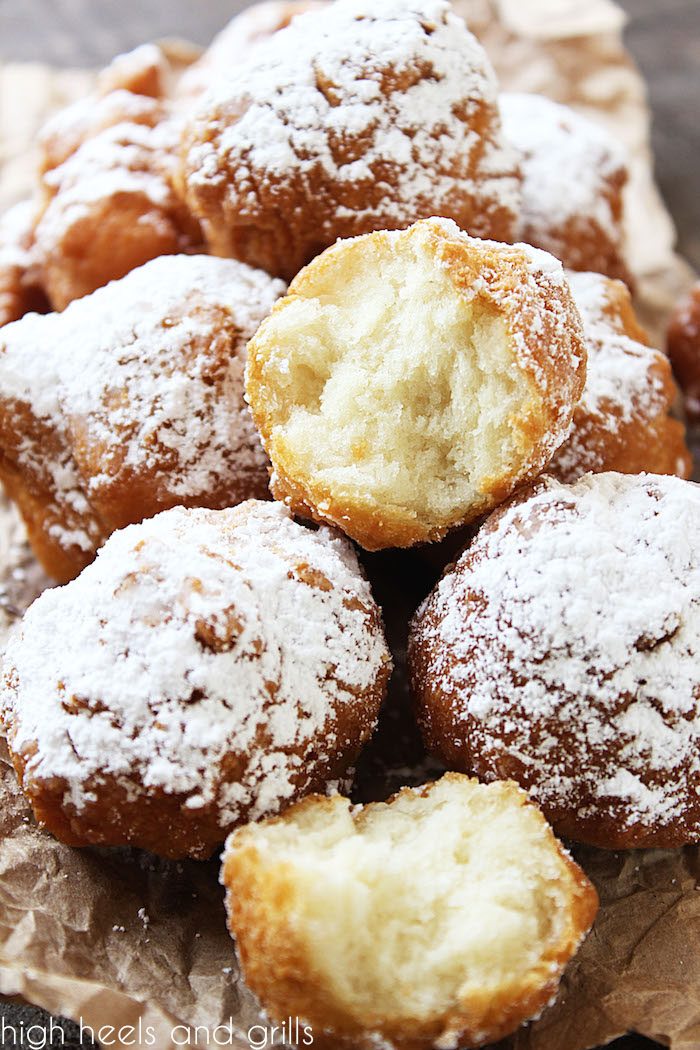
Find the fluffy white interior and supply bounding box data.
[265,244,535,523]
[256,779,571,1021]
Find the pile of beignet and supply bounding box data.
[1,1,698,1047]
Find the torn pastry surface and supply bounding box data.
[221,773,598,1050]
[246,217,586,550]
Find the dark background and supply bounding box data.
[0,1,698,1048]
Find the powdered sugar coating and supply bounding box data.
[550,271,689,481]
[0,201,44,327]
[410,472,700,847]
[38,89,166,175]
[567,272,658,418]
[0,202,36,272]
[181,0,521,278]
[499,93,628,279]
[0,253,284,579]
[35,111,200,309]
[177,1,326,100]
[2,501,391,857]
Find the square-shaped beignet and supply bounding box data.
[245,217,586,550]
[0,254,285,582]
[221,774,598,1050]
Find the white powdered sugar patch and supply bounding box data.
[551,270,670,478]
[38,88,165,169]
[2,501,390,824]
[186,0,520,224]
[418,472,700,830]
[499,92,626,241]
[37,117,185,248]
[0,201,37,272]
[568,271,664,419]
[0,254,284,555]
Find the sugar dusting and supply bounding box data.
[2,501,390,824]
[185,0,521,231]
[551,271,670,478]
[0,201,36,273]
[0,254,284,556]
[416,472,700,830]
[36,117,186,251]
[499,92,626,246]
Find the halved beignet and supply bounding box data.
[222,773,598,1049]
[246,217,586,549]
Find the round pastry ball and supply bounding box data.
[0,253,284,583]
[246,217,587,550]
[221,773,598,1050]
[499,92,631,285]
[549,271,691,481]
[410,471,700,850]
[176,1,326,100]
[180,0,521,281]
[667,282,700,419]
[1,501,391,860]
[36,115,200,311]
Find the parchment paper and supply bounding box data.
[1,2,699,1048]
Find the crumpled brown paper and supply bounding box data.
[1,2,700,1048]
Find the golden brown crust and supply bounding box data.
[221,775,598,1050]
[38,90,167,177]
[4,501,390,859]
[34,68,202,312]
[409,472,700,850]
[667,282,700,419]
[8,719,372,861]
[35,110,201,311]
[246,219,586,550]
[0,401,105,582]
[96,43,169,100]
[179,2,520,281]
[0,255,282,583]
[549,273,691,482]
[522,173,632,289]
